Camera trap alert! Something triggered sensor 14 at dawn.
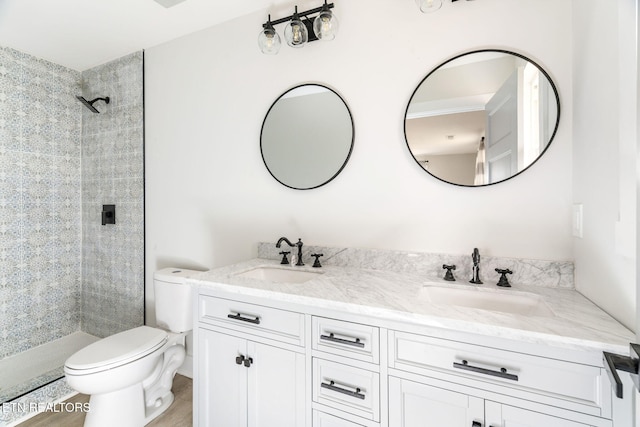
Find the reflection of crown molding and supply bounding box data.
[281,85,329,99]
[153,0,187,7]
[406,93,493,119]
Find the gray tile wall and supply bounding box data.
[0,47,82,359]
[80,52,144,337]
[0,47,145,357]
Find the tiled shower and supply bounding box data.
[0,46,144,420]
[80,52,144,337]
[0,47,83,360]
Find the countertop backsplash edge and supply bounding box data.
[257,242,574,289]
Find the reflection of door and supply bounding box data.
[538,74,556,148]
[485,72,518,183]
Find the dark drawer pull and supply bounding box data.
[453,360,518,381]
[320,333,365,348]
[321,380,366,400]
[227,312,261,324]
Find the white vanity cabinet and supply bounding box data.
[486,402,593,427]
[389,377,484,426]
[193,281,630,427]
[311,316,382,426]
[313,410,368,426]
[389,377,593,427]
[195,293,307,426]
[388,330,615,427]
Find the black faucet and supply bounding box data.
[276,237,304,266]
[469,248,483,284]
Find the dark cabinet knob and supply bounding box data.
[235,354,253,367]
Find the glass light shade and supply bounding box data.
[419,0,442,13]
[284,17,308,48]
[312,9,338,41]
[258,27,281,55]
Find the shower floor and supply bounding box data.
[0,332,99,403]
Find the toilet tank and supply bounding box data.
[154,267,203,332]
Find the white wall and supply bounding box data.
[144,0,574,322]
[572,0,637,330]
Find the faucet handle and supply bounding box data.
[495,268,513,287]
[442,264,456,281]
[279,251,290,265]
[311,253,323,268]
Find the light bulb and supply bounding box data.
[285,21,308,47]
[292,23,304,43]
[284,7,308,48]
[420,0,442,13]
[258,26,281,55]
[312,8,338,41]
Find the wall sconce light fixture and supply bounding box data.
[258,1,338,55]
[418,0,442,13]
[417,0,474,14]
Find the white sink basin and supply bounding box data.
[420,285,555,317]
[234,266,322,283]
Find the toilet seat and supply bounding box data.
[65,326,168,375]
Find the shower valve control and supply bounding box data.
[102,204,116,225]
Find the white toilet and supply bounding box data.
[64,268,201,427]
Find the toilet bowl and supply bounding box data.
[64,268,202,427]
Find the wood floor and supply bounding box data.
[19,374,192,427]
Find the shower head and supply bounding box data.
[76,95,110,113]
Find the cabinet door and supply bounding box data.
[198,329,248,427]
[247,341,306,427]
[313,410,366,426]
[485,401,592,427]
[389,377,484,427]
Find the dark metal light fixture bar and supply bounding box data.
[262,3,334,28]
[258,1,338,54]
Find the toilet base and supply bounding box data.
[76,341,186,426]
[85,383,146,427]
[81,370,180,426]
[144,391,175,424]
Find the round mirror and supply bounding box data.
[404,49,560,187]
[261,84,354,190]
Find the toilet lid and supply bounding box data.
[65,326,168,372]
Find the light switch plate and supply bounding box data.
[572,204,583,238]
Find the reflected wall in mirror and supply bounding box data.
[261,84,354,190]
[405,50,560,187]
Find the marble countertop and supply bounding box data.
[190,258,635,355]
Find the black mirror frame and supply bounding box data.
[404,49,561,188]
[260,83,355,190]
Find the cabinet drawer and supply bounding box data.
[198,295,304,346]
[313,358,380,422]
[313,317,379,364]
[313,410,368,427]
[389,331,605,409]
